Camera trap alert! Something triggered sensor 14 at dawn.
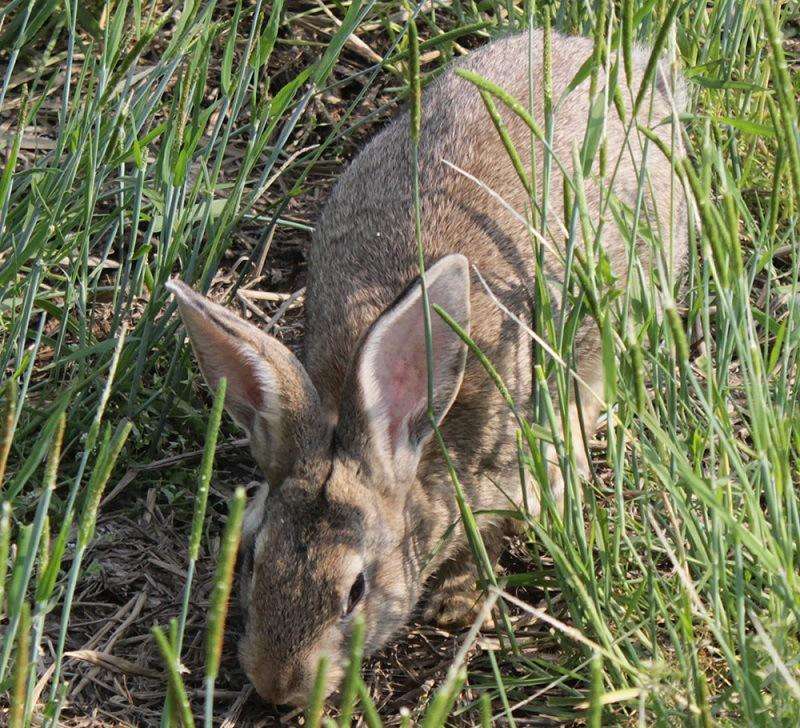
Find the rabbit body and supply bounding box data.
[303,28,686,631]
[170,29,687,706]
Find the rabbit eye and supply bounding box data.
[345,572,366,616]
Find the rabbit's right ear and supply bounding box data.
[166,280,323,486]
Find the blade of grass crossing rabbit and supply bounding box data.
[453,68,543,137]
[535,10,564,504]
[532,365,570,527]
[406,11,437,412]
[434,300,552,485]
[338,615,366,726]
[204,486,245,728]
[411,12,517,665]
[478,89,534,197]
[539,3,554,235]
[430,421,521,657]
[430,305,528,650]
[454,66,586,189]
[307,656,330,728]
[516,429,531,516]
[408,3,519,674]
[409,13,518,653]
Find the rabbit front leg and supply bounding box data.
[543,340,605,504]
[422,522,507,628]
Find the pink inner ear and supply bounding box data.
[372,293,461,455]
[360,255,469,470]
[195,327,265,413]
[377,320,428,452]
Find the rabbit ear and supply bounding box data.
[356,254,470,482]
[167,279,323,486]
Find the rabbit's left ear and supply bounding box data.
[167,279,324,487]
[354,254,470,482]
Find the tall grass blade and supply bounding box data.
[204,486,245,727]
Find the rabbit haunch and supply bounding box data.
[169,29,687,706]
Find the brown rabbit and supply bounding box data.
[168,29,687,706]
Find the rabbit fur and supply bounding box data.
[168,28,688,706]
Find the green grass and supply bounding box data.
[1,0,800,725]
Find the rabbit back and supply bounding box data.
[305,29,687,500]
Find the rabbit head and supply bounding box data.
[167,254,470,705]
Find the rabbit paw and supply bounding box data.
[423,587,493,629]
[544,441,590,502]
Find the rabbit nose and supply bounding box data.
[249,666,306,707]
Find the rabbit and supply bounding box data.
[167,28,687,706]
